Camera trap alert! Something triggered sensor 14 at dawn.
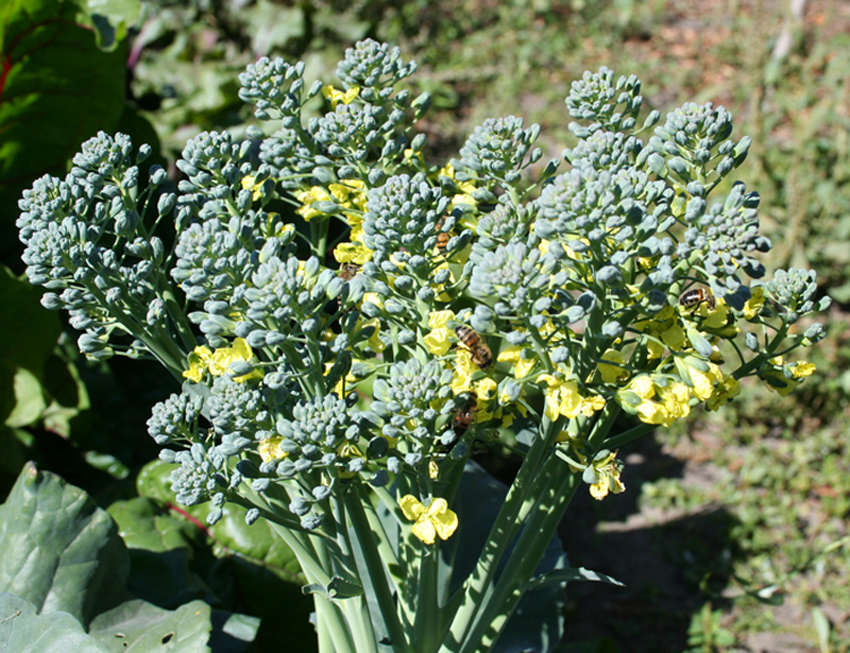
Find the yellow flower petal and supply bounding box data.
[743,287,765,320]
[790,361,816,378]
[258,436,287,463]
[401,495,458,544]
[498,344,522,363]
[428,310,455,329]
[334,241,372,264]
[399,495,425,521]
[424,327,452,356]
[598,349,629,384]
[427,498,459,541]
[411,519,438,545]
[451,349,475,395]
[476,377,498,401]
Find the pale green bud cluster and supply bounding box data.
[17,40,830,534]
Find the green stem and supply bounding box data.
[364,487,403,573]
[315,596,355,653]
[586,402,625,450]
[522,317,554,373]
[456,458,580,653]
[338,597,378,653]
[413,542,440,652]
[311,219,329,261]
[601,421,656,450]
[159,281,197,352]
[344,487,414,653]
[735,323,789,378]
[443,417,557,647]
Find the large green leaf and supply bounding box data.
[0,464,259,651]
[88,599,213,652]
[0,593,111,653]
[0,266,61,424]
[0,0,127,256]
[136,459,305,580]
[0,462,131,627]
[80,0,142,50]
[107,497,221,609]
[134,459,316,651]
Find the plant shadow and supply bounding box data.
[556,429,742,653]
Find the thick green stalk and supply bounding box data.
[412,543,440,652]
[457,458,579,653]
[344,487,415,653]
[315,596,355,653]
[159,281,198,352]
[337,597,378,653]
[310,219,329,261]
[442,417,558,649]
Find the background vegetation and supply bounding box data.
[1,0,847,650]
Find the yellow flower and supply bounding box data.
[334,241,373,265]
[702,301,738,337]
[183,339,260,383]
[258,436,288,463]
[497,344,536,379]
[580,394,607,416]
[451,349,475,395]
[362,292,383,309]
[598,349,629,384]
[789,361,816,378]
[476,377,498,402]
[742,286,765,320]
[399,495,459,545]
[537,373,583,421]
[761,360,815,397]
[687,361,723,402]
[183,345,213,382]
[322,85,360,108]
[706,372,740,411]
[424,310,455,356]
[634,306,685,359]
[617,375,691,427]
[296,186,333,221]
[329,180,367,214]
[208,338,258,381]
[588,450,626,500]
[657,381,691,423]
[359,317,385,353]
[240,175,265,201]
[439,164,477,209]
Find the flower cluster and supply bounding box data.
[453,116,543,187]
[18,43,829,541]
[566,66,647,135]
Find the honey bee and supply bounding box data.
[452,393,478,436]
[455,325,493,369]
[679,287,716,311]
[338,264,360,281]
[435,216,453,252]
